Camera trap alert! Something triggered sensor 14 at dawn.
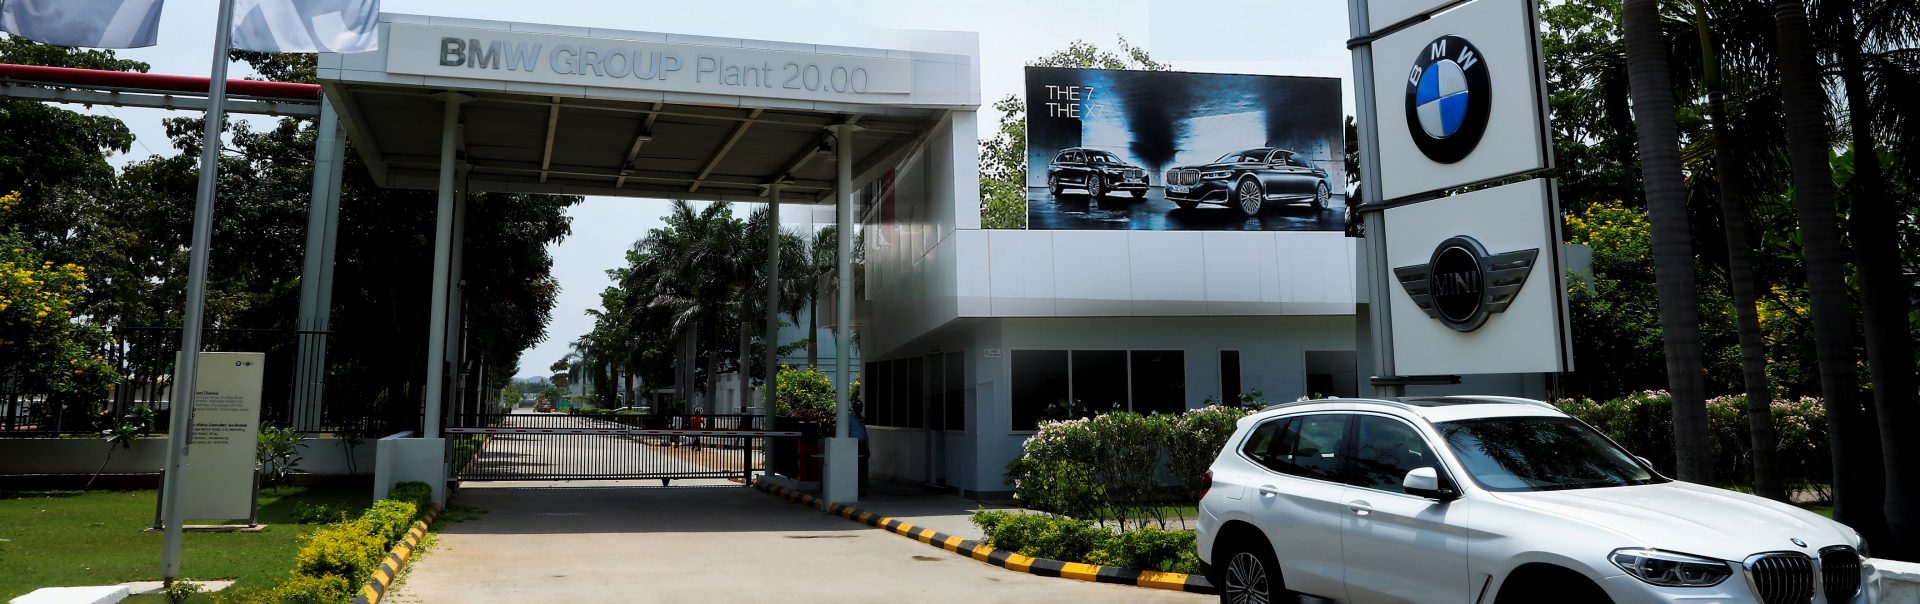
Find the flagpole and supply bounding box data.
[159,0,238,586]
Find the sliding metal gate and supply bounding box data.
[447,412,797,483]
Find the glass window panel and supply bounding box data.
[1011,350,1069,430]
[944,352,965,431]
[1129,350,1187,415]
[1070,350,1128,416]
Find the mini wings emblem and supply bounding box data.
[1393,235,1539,332]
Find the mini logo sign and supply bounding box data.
[1393,235,1539,332]
[1405,35,1493,164]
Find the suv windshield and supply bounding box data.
[1437,417,1664,492]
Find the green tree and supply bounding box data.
[1819,0,1920,555]
[1693,0,1785,501]
[1623,0,1714,482]
[977,37,1168,229]
[1772,0,1888,543]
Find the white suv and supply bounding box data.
[1195,396,1881,604]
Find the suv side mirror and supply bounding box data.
[1403,467,1455,500]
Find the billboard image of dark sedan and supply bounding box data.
[1025,67,1344,231]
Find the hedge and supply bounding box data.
[218,482,434,604]
[1554,392,1830,496]
[971,510,1201,574]
[1005,405,1251,529]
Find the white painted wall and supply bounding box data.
[0,437,377,476]
[863,314,1356,496]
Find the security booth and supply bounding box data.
[317,14,979,505]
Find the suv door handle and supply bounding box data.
[1258,485,1280,498]
[1348,500,1373,516]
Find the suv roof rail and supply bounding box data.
[1259,397,1413,413]
[1431,395,1558,410]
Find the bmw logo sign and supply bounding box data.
[1405,35,1492,164]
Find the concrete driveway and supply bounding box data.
[385,480,1207,603]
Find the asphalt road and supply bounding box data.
[1027,185,1347,231]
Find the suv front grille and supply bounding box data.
[1745,552,1814,604]
[1821,547,1862,602]
[1167,169,1198,185]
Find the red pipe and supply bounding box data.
[0,63,321,100]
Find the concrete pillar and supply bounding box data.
[824,123,863,505]
[443,167,468,426]
[761,181,785,479]
[292,100,346,432]
[424,93,469,439]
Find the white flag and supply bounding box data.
[0,0,165,48]
[229,0,379,53]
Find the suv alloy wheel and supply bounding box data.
[1219,538,1279,604]
[1086,174,1104,199]
[1312,181,1330,211]
[1049,174,1062,197]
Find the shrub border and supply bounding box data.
[349,503,440,604]
[750,478,1215,595]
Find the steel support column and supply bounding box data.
[292,100,344,432]
[824,123,862,505]
[1348,2,1400,399]
[424,93,468,438]
[760,181,786,478]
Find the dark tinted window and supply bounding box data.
[1219,350,1241,403]
[907,356,925,429]
[1072,350,1128,414]
[1350,415,1436,494]
[872,360,893,427]
[1086,151,1120,164]
[1011,350,1070,430]
[1439,417,1663,492]
[1217,150,1267,163]
[1241,417,1290,465]
[943,352,965,431]
[1277,414,1349,481]
[1129,350,1186,415]
[1056,151,1072,163]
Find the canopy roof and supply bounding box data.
[318,15,978,203]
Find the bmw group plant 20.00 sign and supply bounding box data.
[1369,0,1551,202]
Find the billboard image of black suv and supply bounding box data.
[1024,67,1344,231]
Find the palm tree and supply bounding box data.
[1693,0,1785,501]
[1622,0,1714,482]
[1822,0,1920,554]
[628,200,745,408]
[1772,0,1887,540]
[798,226,838,368]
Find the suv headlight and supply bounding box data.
[1200,170,1232,180]
[1609,548,1732,587]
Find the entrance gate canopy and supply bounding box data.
[317,14,978,203]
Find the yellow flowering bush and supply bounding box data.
[0,191,117,398]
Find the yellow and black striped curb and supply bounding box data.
[352,504,441,604]
[750,479,1215,595]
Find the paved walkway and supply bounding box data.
[386,481,1206,603]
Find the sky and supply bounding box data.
[87,0,1355,378]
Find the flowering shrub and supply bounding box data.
[1554,391,1830,495]
[1006,406,1253,530]
[0,191,117,402]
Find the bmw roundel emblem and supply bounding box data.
[1405,35,1492,164]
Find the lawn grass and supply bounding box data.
[0,484,370,601]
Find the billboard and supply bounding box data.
[1024,67,1344,232]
